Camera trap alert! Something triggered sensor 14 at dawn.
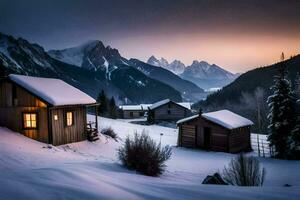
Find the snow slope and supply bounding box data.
[0,116,299,200]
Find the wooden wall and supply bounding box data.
[50,106,87,146]
[153,102,189,121]
[123,110,144,119]
[178,116,251,153]
[229,126,251,153]
[178,116,230,152]
[0,80,49,143]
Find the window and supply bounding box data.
[66,112,73,126]
[54,115,58,121]
[130,112,133,117]
[167,109,171,115]
[23,113,37,129]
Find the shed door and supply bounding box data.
[203,127,211,149]
[181,125,196,147]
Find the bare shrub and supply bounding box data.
[101,127,118,141]
[118,131,172,176]
[223,154,265,186]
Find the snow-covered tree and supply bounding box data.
[267,57,297,159]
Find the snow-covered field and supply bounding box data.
[0,115,299,200]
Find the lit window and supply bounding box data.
[54,115,58,121]
[66,112,73,126]
[23,113,37,129]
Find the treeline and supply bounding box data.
[194,54,300,133]
[97,90,118,118]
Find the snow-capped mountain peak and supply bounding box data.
[147,56,185,75]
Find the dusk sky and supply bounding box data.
[1,0,300,73]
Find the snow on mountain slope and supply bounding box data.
[147,56,185,75]
[1,116,300,200]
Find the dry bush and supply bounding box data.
[118,131,172,176]
[223,154,265,186]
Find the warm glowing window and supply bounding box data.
[66,112,73,126]
[23,113,37,129]
[54,115,58,121]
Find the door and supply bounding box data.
[203,127,211,149]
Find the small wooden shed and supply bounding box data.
[177,110,253,153]
[148,99,191,122]
[119,104,151,119]
[0,74,99,145]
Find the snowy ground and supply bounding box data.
[0,115,300,200]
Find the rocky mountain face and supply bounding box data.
[147,56,238,90]
[129,59,204,102]
[147,56,185,75]
[0,33,182,104]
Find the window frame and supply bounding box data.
[65,111,74,127]
[22,112,38,130]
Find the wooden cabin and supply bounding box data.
[177,110,253,153]
[148,99,191,122]
[119,104,151,119]
[0,74,99,145]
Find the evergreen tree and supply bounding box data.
[109,97,118,119]
[267,55,297,159]
[97,90,108,115]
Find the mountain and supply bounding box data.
[129,59,205,102]
[180,60,239,90]
[147,56,238,89]
[194,55,300,132]
[0,33,182,104]
[147,56,185,75]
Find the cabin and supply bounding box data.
[0,74,99,146]
[119,104,151,119]
[148,99,191,122]
[177,110,253,153]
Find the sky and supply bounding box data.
[1,0,300,73]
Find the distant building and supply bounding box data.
[0,74,99,145]
[119,104,151,119]
[148,99,191,122]
[177,110,253,153]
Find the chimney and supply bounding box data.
[198,108,203,116]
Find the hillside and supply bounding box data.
[194,55,300,132]
[1,116,300,199]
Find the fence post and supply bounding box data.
[261,139,265,157]
[257,134,261,157]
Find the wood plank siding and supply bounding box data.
[178,115,251,153]
[0,80,49,143]
[50,106,87,145]
[153,102,189,121]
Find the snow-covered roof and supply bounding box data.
[178,102,191,110]
[119,105,143,111]
[149,99,191,110]
[177,110,254,129]
[9,74,96,106]
[149,99,170,110]
[177,114,199,124]
[119,104,152,111]
[202,110,253,129]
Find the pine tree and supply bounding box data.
[267,54,297,159]
[109,97,118,119]
[288,74,300,159]
[97,90,108,115]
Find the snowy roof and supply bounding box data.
[9,74,96,106]
[119,105,143,111]
[177,110,253,129]
[178,102,191,110]
[177,114,199,124]
[119,104,152,111]
[149,99,191,110]
[202,110,253,129]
